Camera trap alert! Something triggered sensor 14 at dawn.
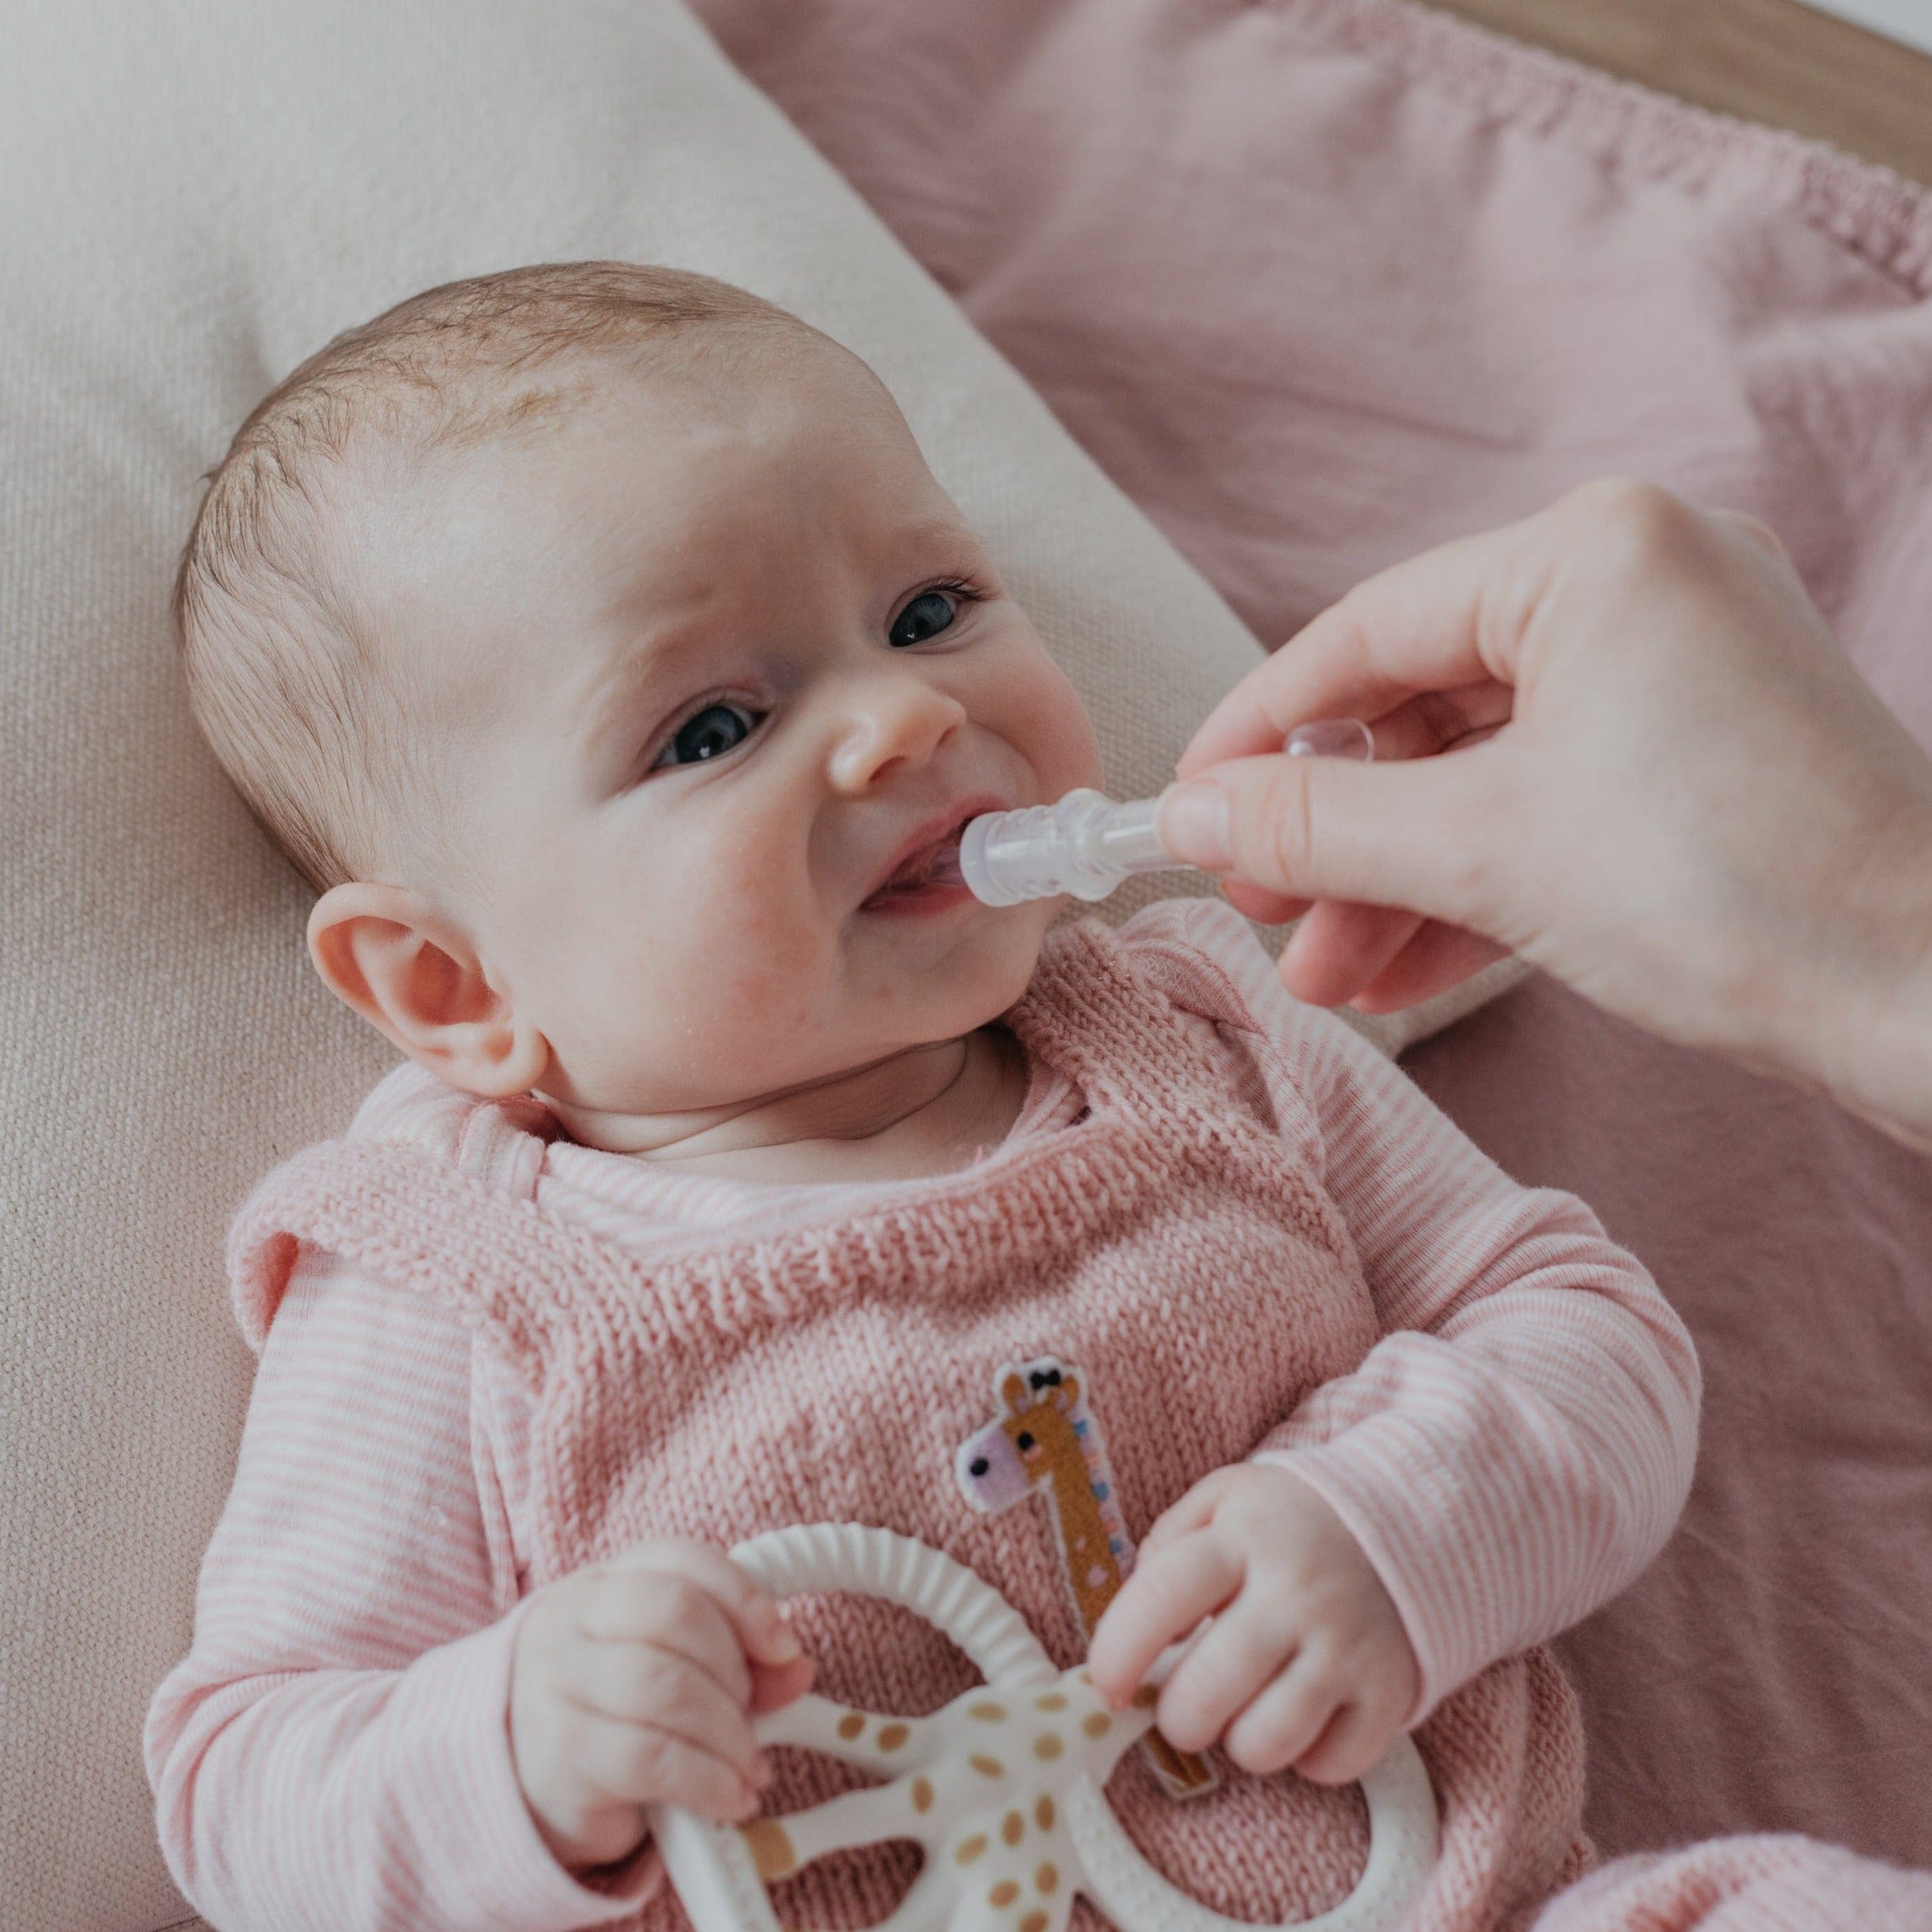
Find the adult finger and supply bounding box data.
[1709,506,1790,563]
[1178,521,1545,775]
[1161,746,1515,933]
[1273,902,1428,1010]
[1336,923,1513,1013]
[1362,684,1513,763]
[1221,877,1308,928]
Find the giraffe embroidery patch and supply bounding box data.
[955,1356,1215,1800]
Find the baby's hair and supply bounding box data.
[175,261,822,893]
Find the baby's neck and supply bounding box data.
[541,1026,1031,1186]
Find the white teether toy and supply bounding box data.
[648,1524,1439,1932]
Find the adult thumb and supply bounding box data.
[1160,748,1504,932]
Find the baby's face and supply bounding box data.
[371,342,1103,1122]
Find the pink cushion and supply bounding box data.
[695,0,1932,1870]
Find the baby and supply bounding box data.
[144,262,1698,1932]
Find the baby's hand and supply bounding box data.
[509,1539,814,1875]
[1087,1465,1418,1785]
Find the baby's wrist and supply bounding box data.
[529,1798,651,1877]
[568,1831,657,1891]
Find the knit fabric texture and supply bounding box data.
[227,918,1588,1932]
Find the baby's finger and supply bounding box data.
[606,1541,803,1670]
[565,1701,765,1824]
[1294,1698,1398,1788]
[577,1571,756,1709]
[1219,1654,1339,1777]
[1153,1607,1299,1757]
[750,1653,817,1714]
[1138,1467,1242,1559]
[1087,1534,1241,1709]
[569,1645,770,1789]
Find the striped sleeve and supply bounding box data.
[1126,900,1701,1722]
[141,1248,662,1932]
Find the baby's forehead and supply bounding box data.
[370,332,913,538]
[446,324,895,462]
[373,336,940,586]
[344,336,958,715]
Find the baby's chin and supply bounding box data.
[849,890,1055,1009]
[534,918,1051,1121]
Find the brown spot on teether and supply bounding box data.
[991,1883,1021,1908]
[1131,1686,1159,1709]
[970,1755,1005,1779]
[1033,1732,1064,1760]
[955,1836,989,1866]
[912,1777,934,1814]
[1021,1913,1049,1932]
[1002,1810,1024,1845]
[877,1724,910,1751]
[1082,1712,1112,1738]
[1036,1862,1059,1894]
[969,1701,1008,1722]
[742,1820,797,1881]
[837,1713,865,1740]
[1034,1692,1068,1711]
[1035,1796,1056,1831]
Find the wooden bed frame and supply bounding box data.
[1422,0,1932,184]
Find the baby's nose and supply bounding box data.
[827,673,968,794]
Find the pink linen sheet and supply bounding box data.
[689,0,1932,1873]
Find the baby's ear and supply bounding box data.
[307,881,549,1098]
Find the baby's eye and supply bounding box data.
[655,702,763,769]
[889,589,959,648]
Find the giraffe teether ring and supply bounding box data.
[646,1524,1439,1932]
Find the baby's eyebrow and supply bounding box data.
[572,624,697,766]
[892,517,994,579]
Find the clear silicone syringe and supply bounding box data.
[943,717,1373,908]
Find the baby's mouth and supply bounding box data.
[862,816,974,910]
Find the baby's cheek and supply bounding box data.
[1000,653,1103,797]
[712,949,812,1023]
[678,927,820,1045]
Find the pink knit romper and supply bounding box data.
[229,920,1589,1932]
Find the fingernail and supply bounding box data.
[1159,782,1232,871]
[768,1616,802,1661]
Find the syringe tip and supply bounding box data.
[953,719,1370,907]
[924,843,967,890]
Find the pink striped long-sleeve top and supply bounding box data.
[144,901,1699,1932]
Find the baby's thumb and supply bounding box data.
[751,1651,817,1714]
[1161,748,1503,933]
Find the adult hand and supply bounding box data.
[1159,480,1932,1149]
